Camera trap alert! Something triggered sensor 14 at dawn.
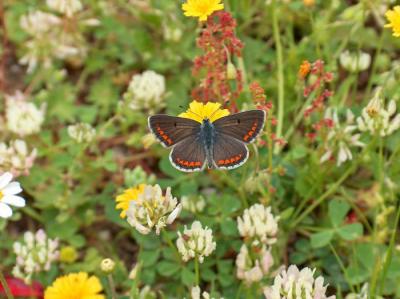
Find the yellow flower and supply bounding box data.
[115,184,145,218]
[44,272,105,299]
[182,0,224,22]
[385,6,400,37]
[178,101,230,123]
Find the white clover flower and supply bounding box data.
[237,204,279,246]
[0,140,37,177]
[345,283,374,299]
[176,221,216,263]
[5,91,45,136]
[123,70,166,112]
[236,244,273,285]
[46,0,83,17]
[263,265,335,299]
[191,286,224,299]
[67,123,96,143]
[357,88,400,137]
[0,172,26,218]
[320,108,365,166]
[19,8,99,72]
[339,50,371,73]
[181,195,206,213]
[126,184,182,235]
[12,229,59,283]
[20,10,61,36]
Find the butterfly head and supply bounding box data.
[178,101,230,123]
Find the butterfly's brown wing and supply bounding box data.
[148,115,200,147]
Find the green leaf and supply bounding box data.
[156,261,180,277]
[181,267,196,286]
[310,230,334,248]
[220,218,238,236]
[139,249,160,267]
[337,223,363,240]
[280,207,295,220]
[329,200,350,227]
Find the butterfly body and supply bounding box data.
[200,118,216,169]
[148,109,265,172]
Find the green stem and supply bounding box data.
[162,230,181,263]
[0,269,14,299]
[107,274,117,299]
[378,202,400,294]
[291,164,357,228]
[329,243,356,293]
[366,31,385,96]
[194,256,200,286]
[272,0,285,153]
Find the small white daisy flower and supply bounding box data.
[0,172,26,218]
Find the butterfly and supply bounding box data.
[148,108,265,172]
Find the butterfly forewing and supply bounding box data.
[213,110,266,144]
[212,134,249,169]
[170,136,207,172]
[148,115,200,147]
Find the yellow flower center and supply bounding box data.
[115,184,146,218]
[0,191,3,201]
[178,100,230,123]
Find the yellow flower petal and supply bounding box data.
[385,6,400,37]
[115,184,146,218]
[44,272,105,299]
[178,100,230,123]
[182,0,224,22]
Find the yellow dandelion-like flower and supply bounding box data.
[115,184,146,218]
[385,6,400,37]
[182,0,224,22]
[44,272,105,299]
[178,101,230,123]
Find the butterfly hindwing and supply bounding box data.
[170,136,207,172]
[212,134,249,170]
[148,115,200,147]
[213,110,266,144]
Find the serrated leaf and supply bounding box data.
[310,230,334,248]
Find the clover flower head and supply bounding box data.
[339,50,371,73]
[13,229,59,283]
[176,221,216,263]
[191,286,224,299]
[0,172,26,218]
[356,88,400,137]
[0,140,37,177]
[181,195,206,213]
[320,108,365,166]
[263,265,335,299]
[20,10,61,36]
[236,244,273,285]
[123,70,166,113]
[67,123,96,143]
[5,91,46,136]
[123,184,182,235]
[237,204,279,246]
[46,0,83,17]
